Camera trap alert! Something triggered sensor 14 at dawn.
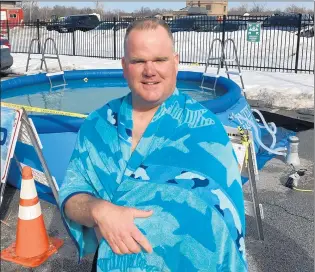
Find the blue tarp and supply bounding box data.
[257,126,295,170]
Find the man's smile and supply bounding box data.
[141,81,160,85]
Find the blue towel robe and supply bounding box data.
[59,89,248,272]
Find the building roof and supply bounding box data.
[179,6,190,11]
[187,6,208,15]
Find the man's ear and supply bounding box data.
[174,53,179,73]
[121,57,125,69]
[121,57,127,79]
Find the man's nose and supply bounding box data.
[143,61,156,77]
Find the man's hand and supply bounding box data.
[89,199,153,255]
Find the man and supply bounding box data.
[59,18,247,272]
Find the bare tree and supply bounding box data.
[19,3,179,22]
[285,4,308,14]
[134,7,152,17]
[250,3,265,13]
[228,3,249,15]
[273,8,282,15]
[50,5,68,18]
[21,1,39,22]
[80,7,94,15]
[94,1,105,18]
[131,6,174,18]
[94,1,103,10]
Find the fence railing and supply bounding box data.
[2,14,314,73]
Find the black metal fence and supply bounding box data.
[2,14,314,73]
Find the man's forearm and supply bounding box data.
[64,193,103,228]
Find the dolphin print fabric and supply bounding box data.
[59,89,248,272]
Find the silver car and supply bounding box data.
[1,37,13,71]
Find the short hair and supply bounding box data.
[123,18,174,56]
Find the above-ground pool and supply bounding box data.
[1,69,262,204]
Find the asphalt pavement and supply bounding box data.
[0,127,313,272]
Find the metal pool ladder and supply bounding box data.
[26,38,67,89]
[201,38,245,96]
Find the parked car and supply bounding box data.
[298,25,314,38]
[114,22,129,31]
[94,22,115,31]
[262,13,313,29]
[169,16,246,33]
[46,14,100,33]
[0,36,13,71]
[94,21,129,31]
[212,20,247,32]
[169,15,218,33]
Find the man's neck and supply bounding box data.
[131,105,160,152]
[132,106,159,127]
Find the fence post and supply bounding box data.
[294,13,302,73]
[72,32,76,56]
[221,15,226,68]
[113,17,117,60]
[36,19,40,53]
[6,19,10,41]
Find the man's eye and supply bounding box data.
[131,60,144,64]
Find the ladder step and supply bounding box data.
[44,56,59,59]
[226,71,242,76]
[203,73,220,78]
[46,71,64,77]
[28,56,42,60]
[51,83,67,88]
[207,57,221,61]
[200,86,216,91]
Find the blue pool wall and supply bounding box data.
[2,69,243,114]
[2,69,261,204]
[2,69,258,134]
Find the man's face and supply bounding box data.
[122,26,179,110]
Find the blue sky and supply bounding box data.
[38,2,313,12]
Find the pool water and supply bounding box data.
[1,78,227,114]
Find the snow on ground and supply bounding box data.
[8,26,314,72]
[5,53,314,110]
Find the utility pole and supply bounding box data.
[29,2,32,22]
[29,1,36,22]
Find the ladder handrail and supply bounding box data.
[40,38,63,71]
[25,37,62,73]
[200,38,245,96]
[222,38,245,90]
[41,37,67,89]
[201,38,223,95]
[25,37,67,94]
[26,38,45,72]
[204,38,223,69]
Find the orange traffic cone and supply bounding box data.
[0,166,64,268]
